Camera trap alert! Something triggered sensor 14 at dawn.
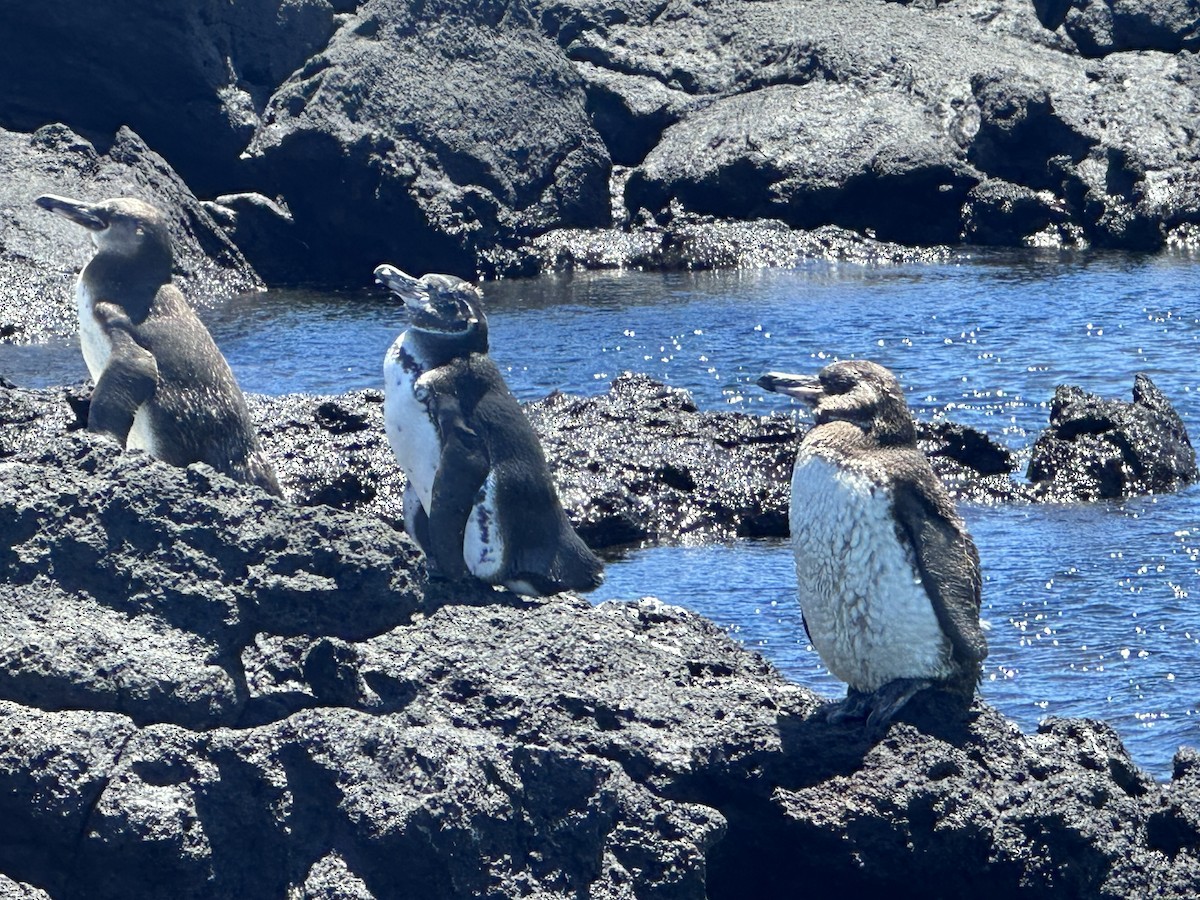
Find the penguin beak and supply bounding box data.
[35,194,108,231]
[374,264,426,309]
[757,372,823,407]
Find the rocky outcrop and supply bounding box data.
[1027,373,1199,501]
[242,0,612,283]
[0,0,347,196]
[0,410,1196,898]
[0,124,261,342]
[13,370,1194,566]
[3,0,1200,295]
[1035,0,1200,56]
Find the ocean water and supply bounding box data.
[3,250,1197,778]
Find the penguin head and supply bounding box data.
[35,195,173,267]
[758,359,915,444]
[374,264,488,343]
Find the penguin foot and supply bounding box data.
[821,688,873,724]
[864,677,933,733]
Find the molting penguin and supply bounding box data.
[374,263,604,596]
[35,194,281,496]
[758,360,987,728]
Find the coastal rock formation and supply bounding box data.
[0,408,1196,898]
[242,0,612,283]
[0,123,261,343]
[3,0,1200,294]
[1027,373,1199,500]
[0,0,346,195]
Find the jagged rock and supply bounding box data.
[243,0,611,284]
[0,377,1197,897]
[525,373,798,546]
[202,193,308,285]
[0,429,427,728]
[0,123,261,342]
[1027,373,1198,500]
[566,0,1200,255]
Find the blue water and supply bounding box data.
[2,250,1197,778]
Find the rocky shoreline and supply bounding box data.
[5,0,1200,340]
[3,0,1200,895]
[1,373,1197,897]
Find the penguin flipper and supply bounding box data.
[891,479,988,676]
[88,302,159,445]
[427,393,490,582]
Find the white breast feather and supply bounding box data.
[76,277,110,380]
[382,331,441,511]
[789,453,952,692]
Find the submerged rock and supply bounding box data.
[0,123,262,343]
[1027,373,1199,501]
[0,412,1195,897]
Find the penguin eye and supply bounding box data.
[821,373,854,395]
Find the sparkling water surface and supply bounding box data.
[3,250,1197,778]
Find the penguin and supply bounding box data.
[35,194,282,496]
[374,263,603,596]
[758,360,987,729]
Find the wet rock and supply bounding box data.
[243,0,611,285]
[917,419,1033,504]
[961,179,1073,247]
[532,218,951,272]
[0,124,261,342]
[1027,373,1198,501]
[525,373,798,546]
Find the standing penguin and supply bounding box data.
[758,360,987,728]
[35,194,281,496]
[374,263,603,596]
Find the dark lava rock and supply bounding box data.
[0,378,1197,897]
[243,0,611,284]
[567,0,1200,253]
[0,427,427,729]
[525,373,799,546]
[625,82,979,247]
[533,216,955,273]
[1028,374,1198,501]
[0,0,343,195]
[0,123,261,342]
[1054,0,1200,56]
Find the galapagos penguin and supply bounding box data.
[35,194,281,496]
[758,360,987,728]
[375,263,603,596]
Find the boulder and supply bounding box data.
[1050,0,1200,56]
[243,0,612,284]
[0,376,1197,897]
[0,0,344,194]
[1027,373,1198,500]
[625,82,980,246]
[565,0,1200,252]
[0,124,261,343]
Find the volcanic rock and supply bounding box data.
[1027,373,1198,500]
[0,123,261,342]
